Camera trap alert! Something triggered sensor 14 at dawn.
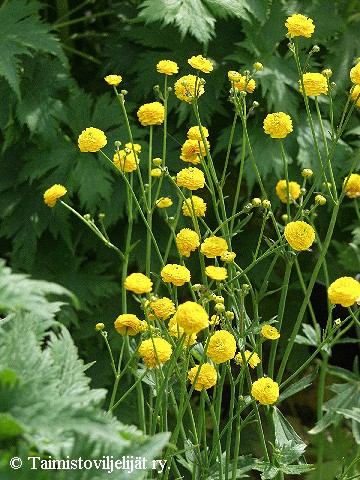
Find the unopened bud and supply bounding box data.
[302,168,313,178]
[96,323,105,331]
[315,194,326,205]
[252,197,262,207]
[153,157,162,166]
[262,199,271,209]
[253,62,264,71]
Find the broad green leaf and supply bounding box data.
[272,407,306,451]
[278,366,318,402]
[0,413,24,440]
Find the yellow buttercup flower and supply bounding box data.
[233,75,256,93]
[350,62,360,85]
[188,55,213,73]
[173,301,209,334]
[43,184,67,207]
[205,266,228,281]
[176,228,200,257]
[235,350,261,369]
[261,325,280,340]
[125,142,142,153]
[156,197,173,209]
[275,180,301,203]
[251,377,279,405]
[156,60,179,75]
[328,277,360,308]
[285,13,315,38]
[149,297,176,320]
[174,74,205,103]
[187,126,209,140]
[263,112,293,139]
[124,272,153,294]
[200,236,228,258]
[220,251,236,263]
[113,150,139,173]
[207,330,236,363]
[78,127,107,152]
[114,313,143,336]
[180,138,209,164]
[104,75,122,86]
[161,264,191,286]
[188,363,218,391]
[168,316,197,346]
[343,173,360,198]
[228,71,242,82]
[182,196,207,217]
[138,338,173,369]
[284,221,315,251]
[176,167,205,190]
[351,85,360,106]
[137,102,165,126]
[150,168,163,177]
[300,73,328,96]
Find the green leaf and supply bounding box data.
[0,0,66,97]
[272,407,306,452]
[0,413,24,440]
[278,367,318,402]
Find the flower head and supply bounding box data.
[43,184,67,207]
[205,265,228,281]
[350,62,360,85]
[182,196,207,217]
[343,173,360,198]
[151,168,162,177]
[351,85,360,107]
[176,167,205,190]
[114,313,143,336]
[285,14,315,38]
[207,330,236,363]
[251,377,279,405]
[263,112,293,139]
[138,338,173,369]
[149,297,176,320]
[188,363,218,391]
[261,325,280,340]
[137,102,165,126]
[168,316,197,346]
[235,350,261,369]
[124,272,153,294]
[232,75,256,93]
[187,126,209,140]
[180,138,209,164]
[328,277,360,307]
[78,127,107,152]
[275,180,301,203]
[300,73,328,96]
[161,264,191,286]
[221,251,236,263]
[174,74,205,103]
[173,301,209,334]
[176,228,200,257]
[156,60,179,75]
[284,221,315,251]
[104,75,122,86]
[156,197,173,208]
[113,149,139,173]
[188,55,213,73]
[200,236,228,258]
[302,168,314,178]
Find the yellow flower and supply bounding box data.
[300,73,328,96]
[275,180,301,203]
[173,301,209,334]
[284,221,315,251]
[187,126,209,140]
[235,350,261,369]
[176,167,205,190]
[156,60,179,75]
[138,338,173,369]
[137,102,165,126]
[114,313,143,336]
[220,251,236,263]
[263,112,293,139]
[315,194,326,205]
[125,142,142,153]
[251,377,279,405]
[351,85,360,107]
[161,264,191,286]
[150,168,163,177]
[168,316,197,346]
[205,266,228,281]
[180,138,209,164]
[343,173,360,198]
[188,55,213,73]
[350,62,360,85]
[182,196,207,217]
[285,14,315,38]
[228,71,242,82]
[104,75,122,86]
[176,228,200,257]
[233,75,256,93]
[156,197,173,208]
[200,236,228,258]
[78,127,107,152]
[261,325,280,340]
[188,363,218,391]
[95,322,105,331]
[113,150,139,173]
[174,74,205,103]
[207,330,236,363]
[43,184,67,207]
[124,272,153,294]
[302,168,314,178]
[149,297,176,320]
[328,277,360,308]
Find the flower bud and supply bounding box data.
[302,168,313,178]
[96,323,105,331]
[153,157,162,166]
[214,303,225,313]
[322,69,332,78]
[226,311,234,320]
[114,140,122,147]
[83,214,91,221]
[281,214,288,222]
[262,199,271,209]
[315,194,326,205]
[253,62,264,71]
[252,197,262,207]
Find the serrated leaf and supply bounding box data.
[272,407,306,452]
